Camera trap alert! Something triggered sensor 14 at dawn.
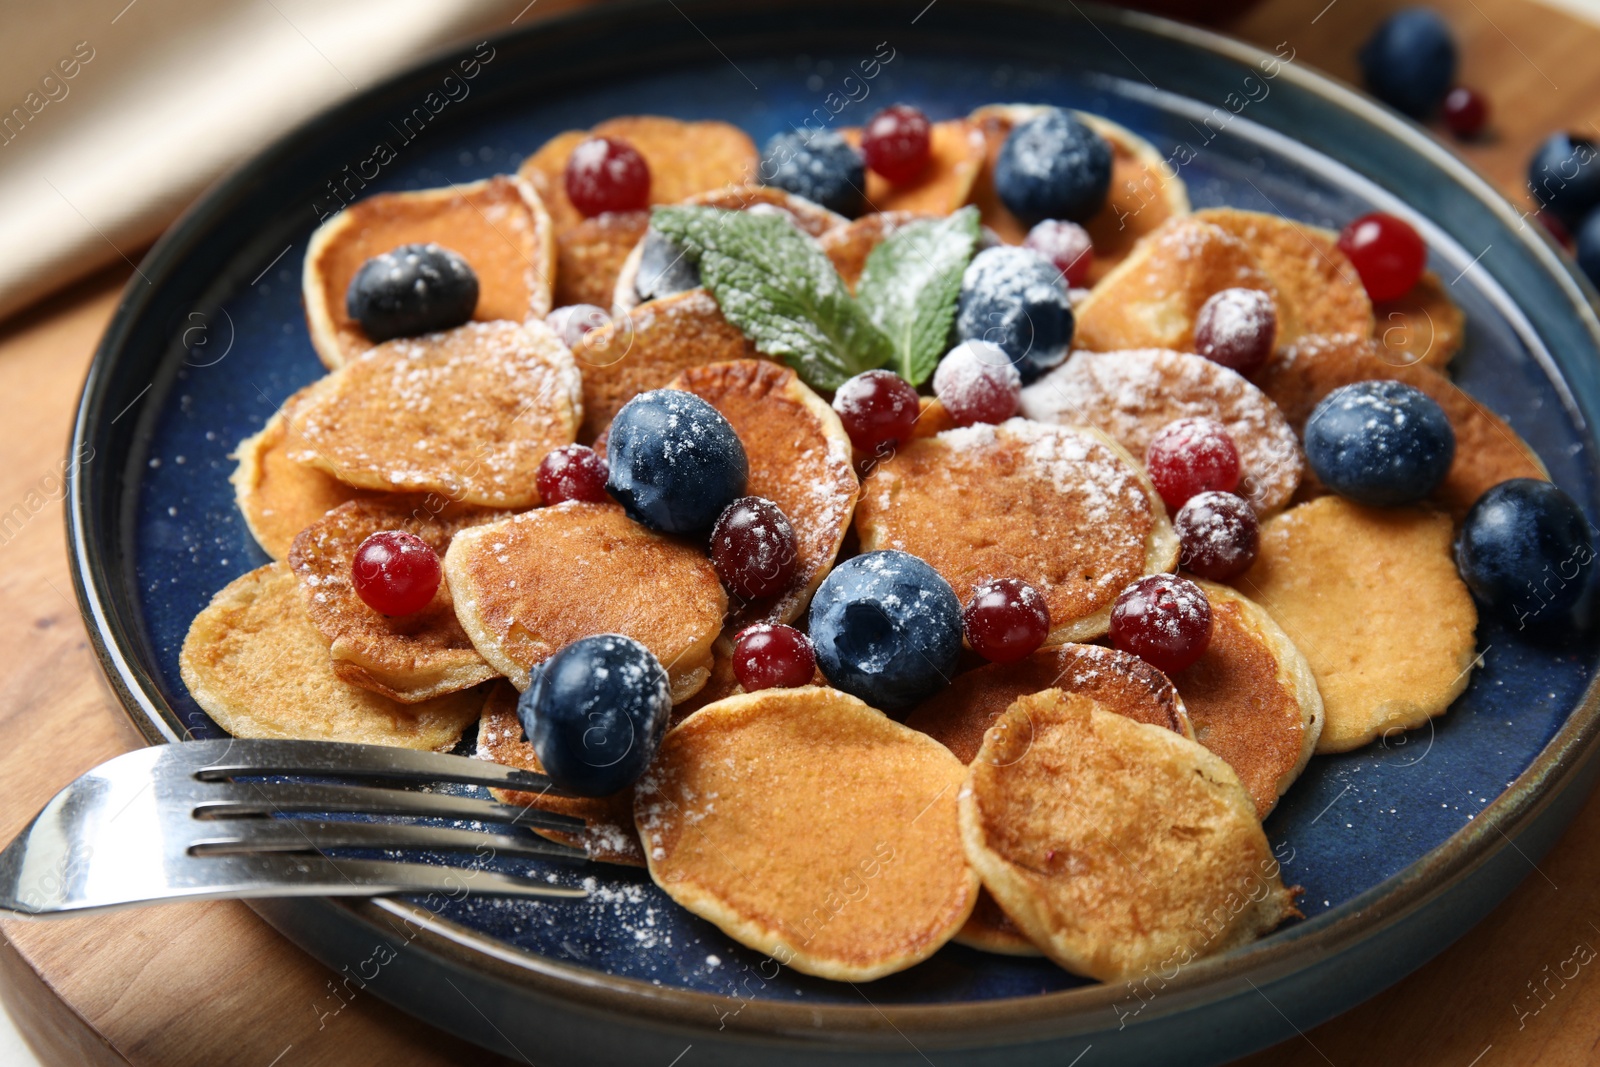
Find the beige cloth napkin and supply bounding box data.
[0,0,563,322]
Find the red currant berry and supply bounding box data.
[861,104,932,185]
[710,496,798,599]
[1175,491,1259,580]
[1442,86,1488,139]
[564,137,650,217]
[932,341,1021,426]
[546,304,610,348]
[732,623,816,690]
[1023,219,1095,287]
[1337,212,1426,301]
[537,444,609,505]
[1109,574,1213,676]
[1145,418,1241,512]
[1193,288,1276,375]
[351,530,440,616]
[832,369,920,456]
[962,578,1050,663]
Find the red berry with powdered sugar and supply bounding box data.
[536,444,609,505]
[933,341,1022,426]
[962,578,1050,663]
[861,104,932,185]
[564,136,650,217]
[1193,288,1276,375]
[710,496,798,599]
[546,304,611,348]
[732,623,816,690]
[1145,418,1241,512]
[1023,219,1094,287]
[1175,491,1259,580]
[351,530,440,616]
[833,369,921,456]
[1109,573,1213,676]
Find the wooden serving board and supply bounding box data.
[2,1,1598,1064]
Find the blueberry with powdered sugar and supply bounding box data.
[954,246,1073,382]
[634,228,701,301]
[1304,380,1454,506]
[606,389,748,534]
[346,243,478,342]
[994,108,1112,224]
[758,130,865,217]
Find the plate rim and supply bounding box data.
[63,0,1600,1044]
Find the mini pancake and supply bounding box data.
[552,209,650,310]
[476,683,644,866]
[1194,208,1374,345]
[1232,496,1478,753]
[287,500,501,703]
[854,419,1177,644]
[967,105,1190,282]
[574,289,761,442]
[841,119,988,216]
[1372,271,1464,369]
[286,320,583,509]
[959,689,1298,982]
[1019,348,1305,515]
[611,186,846,312]
[303,175,555,369]
[1172,580,1323,817]
[518,116,761,236]
[179,563,482,749]
[907,642,1193,764]
[1257,332,1547,517]
[665,360,858,629]
[818,211,931,290]
[635,687,978,981]
[444,501,726,700]
[1072,217,1278,353]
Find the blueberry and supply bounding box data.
[808,551,963,713]
[606,389,748,534]
[345,243,478,342]
[994,108,1112,225]
[635,227,700,302]
[1577,209,1600,288]
[1304,380,1455,506]
[1458,479,1593,624]
[955,246,1074,382]
[758,130,865,217]
[519,634,671,796]
[1529,133,1600,227]
[1357,8,1458,119]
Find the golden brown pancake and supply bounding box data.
[286,320,582,509]
[179,563,482,748]
[959,689,1298,982]
[907,642,1193,763]
[1232,497,1478,753]
[1257,332,1547,518]
[967,106,1190,282]
[476,683,644,866]
[1073,217,1278,353]
[1372,271,1464,369]
[303,176,555,369]
[1019,348,1305,515]
[287,500,502,703]
[818,211,932,290]
[574,289,761,442]
[841,119,988,215]
[855,419,1177,644]
[518,116,760,237]
[443,501,726,700]
[635,687,978,981]
[552,210,650,310]
[664,360,858,629]
[909,395,960,441]
[1194,208,1374,345]
[1172,580,1323,817]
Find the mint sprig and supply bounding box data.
[649,205,978,392]
[856,207,981,386]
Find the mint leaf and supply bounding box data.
[650,206,892,391]
[855,206,980,386]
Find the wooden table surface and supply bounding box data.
[2,1,1598,1064]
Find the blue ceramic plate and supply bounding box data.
[67,2,1600,1064]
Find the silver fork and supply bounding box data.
[0,739,593,917]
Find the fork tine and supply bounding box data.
[189,819,587,862]
[190,739,569,797]
[193,781,588,833]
